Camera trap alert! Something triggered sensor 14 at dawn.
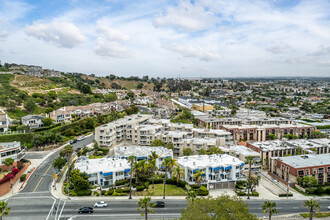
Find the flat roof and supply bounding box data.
[274,154,330,168]
[230,145,260,156]
[75,157,130,174]
[251,139,327,152]
[115,145,173,158]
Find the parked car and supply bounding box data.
[94,201,107,208]
[154,201,165,208]
[78,207,93,214]
[77,136,85,141]
[70,139,77,144]
[328,205,330,210]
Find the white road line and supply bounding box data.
[55,200,61,220]
[58,200,66,220]
[9,196,55,199]
[46,197,56,220]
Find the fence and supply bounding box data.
[0,130,29,136]
[209,181,236,190]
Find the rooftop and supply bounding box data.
[274,154,330,168]
[0,142,21,152]
[115,145,173,158]
[251,139,328,152]
[75,157,130,174]
[230,145,260,157]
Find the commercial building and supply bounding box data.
[270,154,330,185]
[21,115,44,129]
[114,146,173,169]
[177,154,245,184]
[95,114,233,157]
[74,157,130,186]
[245,138,330,168]
[0,142,24,165]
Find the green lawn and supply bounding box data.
[134,184,187,196]
[300,212,330,218]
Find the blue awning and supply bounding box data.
[213,167,220,171]
[103,172,113,176]
[121,156,125,159]
[240,163,245,166]
[100,179,103,182]
[99,171,103,174]
[124,169,130,173]
[201,174,205,177]
[193,169,198,173]
[137,156,147,160]
[220,174,224,176]
[225,166,232,170]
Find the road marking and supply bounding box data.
[33,164,53,192]
[55,200,61,220]
[58,200,66,220]
[46,197,56,220]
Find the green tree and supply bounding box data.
[5,101,16,111]
[194,170,204,191]
[268,133,277,140]
[162,157,172,199]
[80,83,91,94]
[128,155,136,199]
[24,100,37,113]
[69,168,90,190]
[181,195,257,220]
[310,131,327,139]
[52,156,66,170]
[137,196,155,220]
[148,151,159,189]
[303,199,320,220]
[185,185,197,202]
[150,139,165,147]
[164,142,174,150]
[304,176,317,189]
[0,201,11,220]
[137,83,144,89]
[104,93,117,102]
[183,147,193,156]
[42,118,53,127]
[249,175,261,192]
[199,146,224,155]
[262,201,279,220]
[246,156,254,199]
[3,158,14,167]
[172,165,184,186]
[60,145,74,162]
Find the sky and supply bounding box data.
[0,0,330,78]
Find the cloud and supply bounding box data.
[0,31,8,41]
[25,21,87,48]
[154,1,216,32]
[164,43,221,61]
[97,25,130,41]
[307,45,330,56]
[266,42,291,54]
[94,38,130,58]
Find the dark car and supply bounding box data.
[78,207,93,214]
[154,201,165,208]
[70,139,77,144]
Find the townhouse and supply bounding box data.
[21,115,44,129]
[270,154,330,185]
[177,154,245,184]
[0,114,10,133]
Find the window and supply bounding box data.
[116,172,124,176]
[298,170,304,176]
[305,169,309,175]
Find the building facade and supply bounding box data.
[0,114,10,133]
[21,115,44,129]
[0,142,24,165]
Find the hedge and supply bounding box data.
[0,133,33,144]
[252,192,259,197]
[115,179,129,186]
[20,174,27,182]
[136,185,145,191]
[279,193,293,197]
[147,178,188,188]
[76,189,92,196]
[108,189,114,195]
[34,123,61,132]
[123,187,130,193]
[116,188,124,193]
[197,190,209,196]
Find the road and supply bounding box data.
[6,198,330,220]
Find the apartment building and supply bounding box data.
[177,154,245,184]
[0,142,24,165]
[114,146,173,169]
[0,114,10,133]
[21,115,44,129]
[227,145,261,174]
[75,157,130,186]
[270,154,330,185]
[95,114,233,157]
[236,109,267,118]
[245,138,330,168]
[222,123,315,143]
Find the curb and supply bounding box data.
[19,167,36,190]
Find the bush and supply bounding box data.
[123,187,130,193]
[136,185,145,191]
[20,174,27,182]
[108,189,114,195]
[101,190,107,195]
[93,191,100,196]
[252,191,259,197]
[112,191,126,196]
[144,181,150,189]
[116,188,124,193]
[197,190,209,196]
[115,179,129,186]
[200,186,207,191]
[237,191,246,196]
[69,190,77,196]
[132,183,137,188]
[147,178,163,184]
[279,193,293,197]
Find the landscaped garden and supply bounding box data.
[294,176,330,196]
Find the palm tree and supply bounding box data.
[262,200,279,220]
[148,151,159,189]
[185,185,197,202]
[128,156,136,200]
[246,156,254,199]
[193,170,204,191]
[137,196,155,220]
[0,201,11,220]
[168,158,177,178]
[172,165,184,186]
[303,199,320,220]
[162,157,172,199]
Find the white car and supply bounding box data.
[328,206,330,210]
[94,201,107,208]
[77,136,85,141]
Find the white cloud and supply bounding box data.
[154,1,216,32]
[0,31,8,41]
[94,38,130,58]
[266,42,291,54]
[307,45,330,56]
[97,25,130,41]
[25,21,87,48]
[164,43,221,61]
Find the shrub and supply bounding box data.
[11,168,19,176]
[325,187,330,195]
[101,190,107,195]
[20,174,27,182]
[136,185,145,191]
[178,180,188,188]
[252,191,259,196]
[75,189,92,196]
[279,193,293,197]
[132,183,137,188]
[116,188,124,193]
[237,191,246,196]
[108,189,114,195]
[115,179,129,186]
[200,186,207,191]
[144,181,150,189]
[197,190,209,196]
[147,178,163,184]
[112,191,126,196]
[69,190,77,196]
[191,184,200,189]
[123,187,130,193]
[93,191,100,196]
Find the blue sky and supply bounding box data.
[0,0,329,77]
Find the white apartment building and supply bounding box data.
[227,145,261,174]
[75,157,130,186]
[114,146,173,169]
[177,154,245,184]
[0,114,10,133]
[95,114,233,157]
[0,142,24,165]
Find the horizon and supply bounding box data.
[0,0,330,77]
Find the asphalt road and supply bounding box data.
[21,135,94,193]
[6,198,330,220]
